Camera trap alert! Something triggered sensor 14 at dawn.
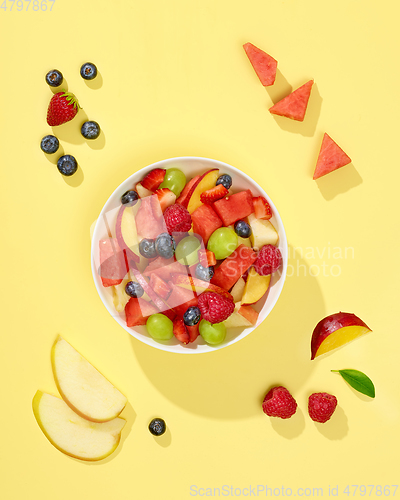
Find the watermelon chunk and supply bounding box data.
[313,133,352,180]
[213,190,254,227]
[269,80,314,121]
[243,42,277,87]
[166,282,198,317]
[135,195,167,239]
[99,238,128,287]
[211,244,257,291]
[191,203,223,245]
[125,297,158,327]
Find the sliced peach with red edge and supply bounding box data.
[311,312,372,360]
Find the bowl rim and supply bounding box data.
[91,156,288,353]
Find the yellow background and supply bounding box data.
[1,0,399,498]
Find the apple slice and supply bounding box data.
[172,273,234,302]
[248,213,279,249]
[311,312,372,360]
[32,391,125,461]
[230,277,246,303]
[241,267,271,305]
[184,169,219,213]
[135,181,153,198]
[115,204,140,263]
[52,337,127,422]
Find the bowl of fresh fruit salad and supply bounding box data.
[91,157,287,353]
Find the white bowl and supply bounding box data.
[91,157,287,353]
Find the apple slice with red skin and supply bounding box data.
[311,312,372,360]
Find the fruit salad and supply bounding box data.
[97,166,283,346]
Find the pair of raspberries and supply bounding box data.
[262,386,337,423]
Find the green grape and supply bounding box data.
[175,235,201,266]
[159,168,186,197]
[199,320,226,345]
[207,227,238,260]
[146,314,173,340]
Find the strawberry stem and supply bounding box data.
[61,91,80,110]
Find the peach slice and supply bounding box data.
[311,312,372,360]
[230,277,246,303]
[185,169,219,214]
[223,302,259,328]
[241,267,271,305]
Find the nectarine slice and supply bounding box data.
[311,312,372,359]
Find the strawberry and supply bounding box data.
[140,168,166,192]
[253,196,272,220]
[198,249,216,268]
[162,309,176,322]
[47,91,80,126]
[200,184,229,204]
[155,188,176,212]
[149,273,172,300]
[163,204,192,234]
[173,317,190,344]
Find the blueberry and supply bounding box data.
[195,263,214,281]
[234,220,252,238]
[57,155,78,176]
[216,174,232,190]
[139,238,157,258]
[155,233,176,259]
[45,69,63,87]
[80,62,97,80]
[40,135,59,154]
[148,418,166,436]
[81,121,100,139]
[183,306,201,326]
[125,281,144,298]
[121,190,139,206]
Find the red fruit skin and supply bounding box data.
[163,204,192,234]
[254,244,282,276]
[200,184,229,204]
[198,292,234,324]
[176,175,201,206]
[262,386,297,419]
[140,168,166,191]
[191,204,223,246]
[187,323,199,343]
[211,244,257,291]
[213,190,254,226]
[269,80,314,121]
[308,392,338,423]
[98,238,128,287]
[313,133,352,180]
[243,42,277,86]
[253,196,272,220]
[47,92,79,126]
[310,312,371,360]
[173,317,190,344]
[125,297,158,327]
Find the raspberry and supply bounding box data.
[254,244,282,276]
[308,392,337,423]
[198,292,234,324]
[163,204,192,234]
[262,386,297,419]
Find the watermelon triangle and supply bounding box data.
[243,42,277,87]
[313,134,352,179]
[269,80,314,121]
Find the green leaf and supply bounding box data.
[332,369,375,398]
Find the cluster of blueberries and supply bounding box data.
[40,63,101,176]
